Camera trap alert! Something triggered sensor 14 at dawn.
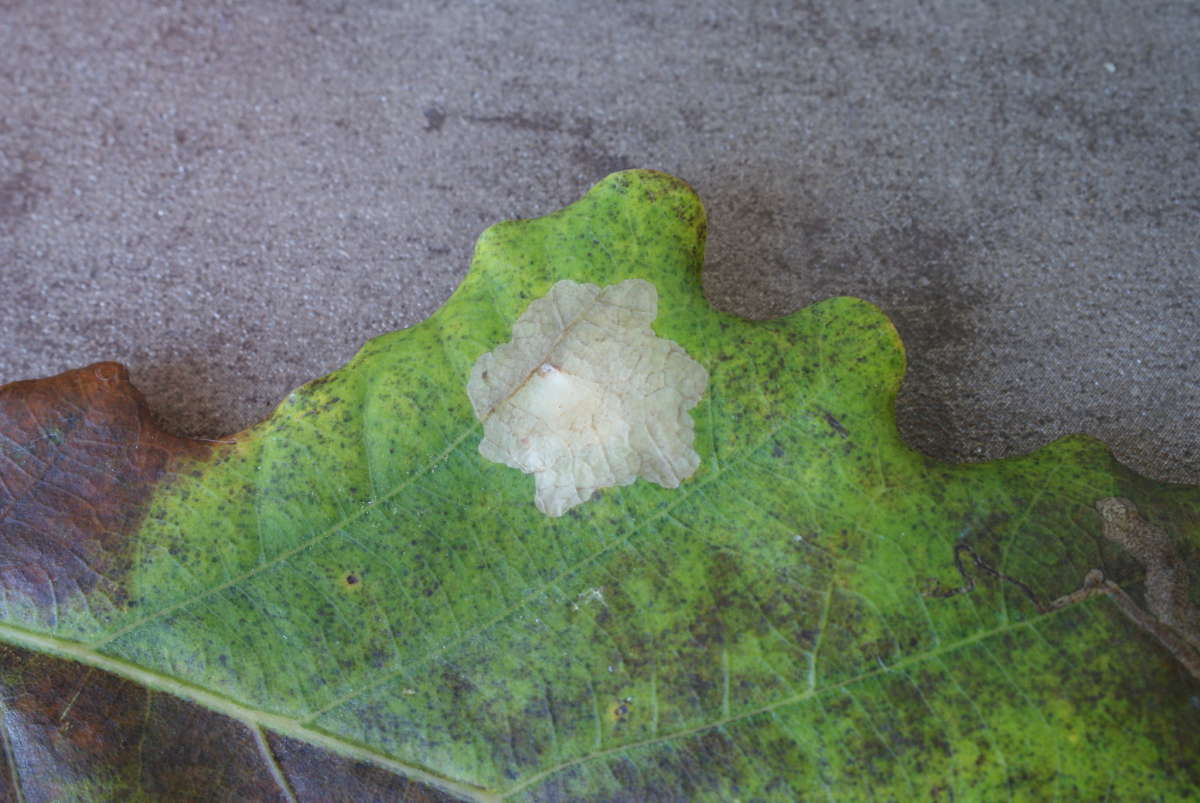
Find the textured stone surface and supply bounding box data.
[1,0,1196,485]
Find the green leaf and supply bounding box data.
[1,170,1197,800]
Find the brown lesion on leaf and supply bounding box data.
[0,362,217,613]
[0,641,456,800]
[1087,497,1200,679]
[925,497,1200,681]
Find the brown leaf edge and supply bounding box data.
[0,640,455,801]
[0,364,455,801]
[0,362,211,615]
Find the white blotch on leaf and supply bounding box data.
[467,278,708,516]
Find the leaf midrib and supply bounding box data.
[0,592,1098,802]
[0,617,499,802]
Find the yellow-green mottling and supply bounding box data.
[0,171,1197,800]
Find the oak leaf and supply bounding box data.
[0,171,1197,800]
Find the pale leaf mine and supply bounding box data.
[467,279,708,516]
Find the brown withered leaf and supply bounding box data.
[0,364,451,801]
[0,362,209,612]
[0,640,453,801]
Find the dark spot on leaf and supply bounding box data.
[822,410,849,438]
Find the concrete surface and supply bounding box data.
[1,0,1197,484]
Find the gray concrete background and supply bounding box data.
[1,0,1197,484]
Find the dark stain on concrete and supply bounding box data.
[423,107,446,132]
[466,112,632,179]
[0,168,43,230]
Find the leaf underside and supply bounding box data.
[0,171,1197,801]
